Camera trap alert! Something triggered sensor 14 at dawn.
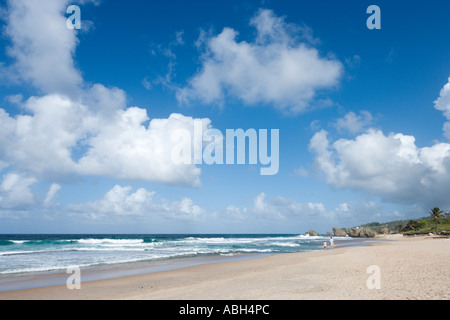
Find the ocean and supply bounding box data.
[0,234,359,290]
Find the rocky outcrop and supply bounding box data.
[306,230,318,236]
[379,227,389,234]
[332,227,347,237]
[347,227,377,238]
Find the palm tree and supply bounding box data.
[405,220,418,231]
[429,207,444,234]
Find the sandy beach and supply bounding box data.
[0,235,449,300]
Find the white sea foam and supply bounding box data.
[11,240,27,244]
[77,239,144,245]
[271,242,300,247]
[0,234,359,276]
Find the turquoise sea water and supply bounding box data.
[0,234,357,276]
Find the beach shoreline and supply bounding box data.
[0,235,449,300]
[0,252,272,292]
[0,234,365,292]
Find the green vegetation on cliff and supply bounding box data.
[356,211,450,236]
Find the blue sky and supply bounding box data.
[0,0,450,234]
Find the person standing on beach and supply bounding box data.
[329,237,334,249]
[323,240,327,250]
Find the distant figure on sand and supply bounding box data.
[323,240,327,250]
[329,237,334,249]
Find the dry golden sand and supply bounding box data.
[1,235,449,300]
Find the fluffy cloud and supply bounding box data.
[0,172,65,214]
[434,77,450,140]
[221,192,402,231]
[309,129,450,207]
[43,183,61,207]
[177,9,343,114]
[0,172,36,210]
[0,94,209,186]
[226,192,327,222]
[77,111,209,186]
[310,77,450,209]
[1,95,90,177]
[0,0,209,187]
[4,0,82,95]
[68,185,204,220]
[334,111,374,134]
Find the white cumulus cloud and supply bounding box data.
[309,129,450,207]
[4,0,83,96]
[220,192,401,231]
[310,77,450,208]
[0,172,37,210]
[0,0,210,187]
[0,95,209,186]
[68,185,204,221]
[434,77,450,140]
[334,111,374,134]
[177,9,343,114]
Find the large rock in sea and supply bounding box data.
[332,227,347,237]
[306,230,318,236]
[347,227,377,238]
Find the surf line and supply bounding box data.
[171,119,279,175]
